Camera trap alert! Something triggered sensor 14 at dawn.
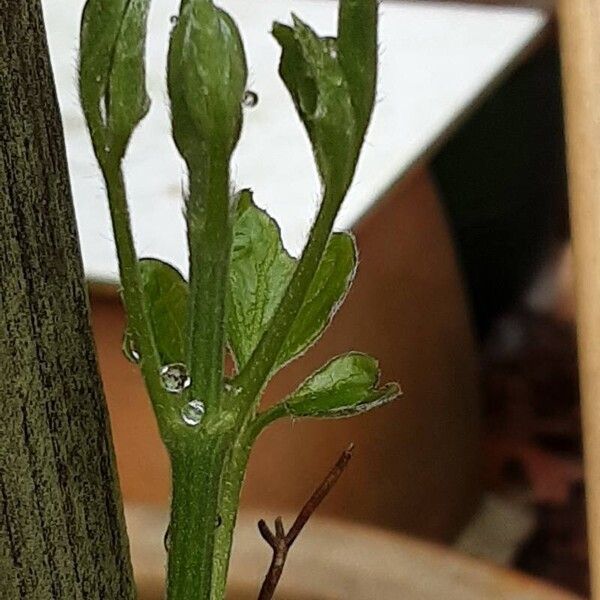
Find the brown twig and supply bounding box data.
[256,444,355,600]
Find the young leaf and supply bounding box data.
[284,352,401,419]
[80,0,128,140]
[272,19,356,199]
[272,0,378,199]
[80,0,151,162]
[337,0,378,134]
[227,195,356,371]
[227,196,296,368]
[124,259,189,366]
[107,0,151,157]
[168,0,247,169]
[276,232,356,370]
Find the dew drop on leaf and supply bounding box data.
[160,363,191,394]
[181,400,205,427]
[242,90,258,108]
[170,15,178,25]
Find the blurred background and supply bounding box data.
[45,0,588,597]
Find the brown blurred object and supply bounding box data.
[91,166,482,542]
[483,310,581,504]
[129,508,581,600]
[480,244,589,596]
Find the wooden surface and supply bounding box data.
[0,2,134,597]
[94,166,482,541]
[559,1,600,598]
[127,506,581,600]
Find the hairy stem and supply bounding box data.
[209,430,255,599]
[101,164,177,436]
[187,158,232,418]
[167,437,231,600]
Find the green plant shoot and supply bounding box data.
[79,1,400,598]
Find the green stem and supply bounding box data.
[233,187,344,410]
[167,437,231,600]
[209,430,254,599]
[207,403,293,598]
[187,157,232,419]
[167,153,234,599]
[102,163,177,437]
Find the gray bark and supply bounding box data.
[0,2,136,598]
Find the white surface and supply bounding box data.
[43,0,546,282]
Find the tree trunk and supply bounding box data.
[0,2,136,598]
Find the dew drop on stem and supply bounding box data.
[122,333,140,364]
[164,524,171,552]
[160,363,191,394]
[181,400,205,427]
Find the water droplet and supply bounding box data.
[325,38,338,59]
[170,15,178,25]
[104,145,111,153]
[181,400,205,427]
[160,363,191,394]
[215,515,222,528]
[242,90,258,108]
[95,75,102,83]
[122,332,140,364]
[164,525,171,552]
[224,381,233,393]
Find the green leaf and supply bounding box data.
[272,0,378,199]
[79,0,151,161]
[168,0,248,169]
[107,0,151,157]
[227,194,296,368]
[276,232,356,370]
[284,352,401,419]
[79,0,127,140]
[272,19,355,200]
[338,0,378,133]
[124,259,189,366]
[227,194,356,371]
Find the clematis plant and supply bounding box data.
[79,0,400,598]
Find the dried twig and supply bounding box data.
[256,444,355,600]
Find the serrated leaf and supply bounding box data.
[124,259,189,366]
[79,0,151,161]
[227,195,296,368]
[168,0,247,168]
[284,352,401,419]
[227,194,356,371]
[276,232,356,370]
[272,0,378,199]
